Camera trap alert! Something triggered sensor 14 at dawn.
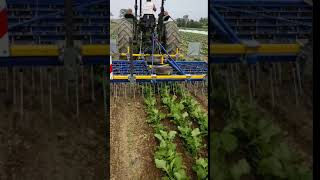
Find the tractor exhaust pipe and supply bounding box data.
[139,0,142,17]
[135,0,138,18]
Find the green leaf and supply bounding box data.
[155,134,164,142]
[197,158,208,168]
[230,159,251,180]
[160,130,168,139]
[168,131,177,141]
[174,169,188,180]
[191,128,201,137]
[220,132,238,153]
[155,159,168,171]
[182,112,189,119]
[258,156,285,178]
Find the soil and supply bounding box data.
[0,67,107,179]
[110,96,161,180]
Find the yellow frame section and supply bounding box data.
[119,47,184,64]
[10,45,109,57]
[119,53,184,58]
[211,44,300,55]
[113,75,206,80]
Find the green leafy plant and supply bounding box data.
[161,86,205,156]
[144,86,188,180]
[192,158,208,180]
[179,89,208,136]
[212,95,313,180]
[155,130,189,180]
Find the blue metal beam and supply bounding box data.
[0,56,109,66]
[8,0,107,29]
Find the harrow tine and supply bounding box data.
[91,66,95,102]
[272,63,279,99]
[65,75,69,104]
[49,68,53,121]
[81,66,84,93]
[256,63,260,86]
[292,63,299,106]
[202,81,206,95]
[57,67,60,88]
[270,65,275,107]
[251,64,256,97]
[76,70,79,120]
[32,66,35,91]
[133,83,136,99]
[6,68,9,94]
[13,67,16,106]
[20,69,24,121]
[157,83,160,95]
[231,64,236,96]
[247,66,253,104]
[226,68,232,107]
[295,61,302,95]
[277,63,282,83]
[124,83,127,99]
[115,84,118,100]
[141,84,144,98]
[40,68,44,110]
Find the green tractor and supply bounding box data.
[117,0,181,56]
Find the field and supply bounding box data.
[180,32,208,57]
[110,84,208,179]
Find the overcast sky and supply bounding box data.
[111,0,208,20]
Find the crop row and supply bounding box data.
[144,87,188,179]
[161,86,208,179]
[144,86,208,180]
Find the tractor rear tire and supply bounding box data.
[117,19,133,54]
[165,21,181,54]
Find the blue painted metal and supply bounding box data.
[211,0,312,43]
[112,60,150,75]
[112,60,207,76]
[174,61,208,75]
[153,36,186,75]
[7,0,108,45]
[8,0,107,29]
[210,0,313,64]
[0,0,108,66]
[211,10,240,43]
[0,56,108,66]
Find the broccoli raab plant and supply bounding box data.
[161,86,204,156]
[192,158,208,180]
[212,96,313,180]
[177,86,208,136]
[144,87,188,180]
[155,130,189,180]
[161,86,208,180]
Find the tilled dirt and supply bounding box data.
[0,68,107,179]
[110,96,161,180]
